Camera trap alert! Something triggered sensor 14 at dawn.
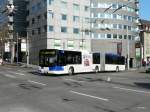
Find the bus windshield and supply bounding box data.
[39,50,57,67]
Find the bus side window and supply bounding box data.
[76,55,81,64]
[58,52,66,66]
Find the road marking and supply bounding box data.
[8,71,25,76]
[28,80,46,86]
[4,74,16,79]
[17,70,26,73]
[14,72,25,76]
[70,90,109,102]
[64,78,85,83]
[114,86,150,94]
[136,107,146,109]
[6,67,12,70]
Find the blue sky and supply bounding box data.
[140,0,150,20]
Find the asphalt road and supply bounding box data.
[0,65,150,112]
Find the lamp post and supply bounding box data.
[6,2,15,64]
[16,32,19,63]
[26,31,29,66]
[127,28,130,70]
[0,38,4,60]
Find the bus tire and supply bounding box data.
[68,67,74,75]
[95,66,99,73]
[116,66,119,72]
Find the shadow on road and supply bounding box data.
[29,71,69,77]
[134,82,150,89]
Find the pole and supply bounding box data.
[16,33,19,63]
[10,33,14,64]
[26,32,29,66]
[82,17,84,49]
[127,29,130,70]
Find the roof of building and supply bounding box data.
[140,19,150,25]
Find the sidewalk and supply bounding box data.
[2,62,39,69]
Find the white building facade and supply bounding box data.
[27,0,91,64]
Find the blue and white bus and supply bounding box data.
[38,49,125,75]
[92,52,125,72]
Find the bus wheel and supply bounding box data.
[95,66,99,73]
[116,66,119,72]
[68,67,74,75]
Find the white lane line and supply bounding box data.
[70,90,109,102]
[17,70,26,73]
[4,74,16,79]
[64,78,85,83]
[28,80,47,86]
[8,71,25,76]
[14,72,25,76]
[136,106,146,109]
[114,86,150,94]
[6,68,12,69]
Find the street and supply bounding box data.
[0,65,150,112]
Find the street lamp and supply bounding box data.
[26,31,29,66]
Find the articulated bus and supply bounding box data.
[38,49,125,75]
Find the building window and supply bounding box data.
[38,28,41,34]
[37,2,42,10]
[119,35,122,39]
[37,15,41,22]
[73,4,80,11]
[124,35,127,39]
[107,34,111,38]
[106,13,111,19]
[61,14,67,20]
[124,15,127,20]
[32,30,35,35]
[49,0,54,5]
[32,18,35,24]
[113,24,117,29]
[128,35,132,40]
[54,39,61,49]
[44,25,47,32]
[48,11,54,19]
[43,0,47,6]
[112,4,117,9]
[100,33,106,39]
[128,26,131,30]
[85,18,90,23]
[124,25,127,29]
[61,1,67,9]
[85,30,89,35]
[113,14,117,19]
[61,27,67,33]
[44,12,47,19]
[73,16,79,22]
[94,33,98,38]
[113,34,117,39]
[79,41,85,49]
[31,6,36,14]
[84,6,89,11]
[94,13,98,18]
[99,13,105,18]
[49,25,53,32]
[118,24,122,29]
[73,28,79,34]
[67,40,74,49]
